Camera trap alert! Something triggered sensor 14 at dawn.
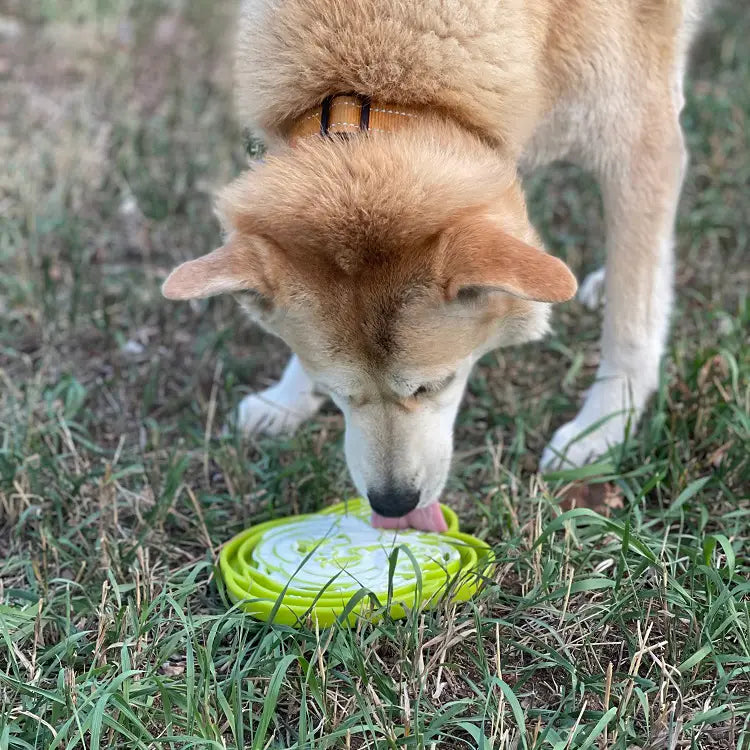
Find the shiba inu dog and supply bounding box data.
[163,0,702,531]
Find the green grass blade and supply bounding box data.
[252,653,297,750]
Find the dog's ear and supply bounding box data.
[441,215,577,303]
[162,236,275,301]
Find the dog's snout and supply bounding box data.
[367,487,420,518]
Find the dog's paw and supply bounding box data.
[540,388,638,470]
[235,386,324,437]
[578,267,606,310]
[540,417,620,470]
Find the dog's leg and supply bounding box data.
[578,267,606,310]
[236,355,326,436]
[542,113,686,468]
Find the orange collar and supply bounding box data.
[288,94,422,145]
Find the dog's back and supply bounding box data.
[236,0,702,154]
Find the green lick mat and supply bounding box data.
[219,497,494,627]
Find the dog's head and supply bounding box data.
[163,128,576,519]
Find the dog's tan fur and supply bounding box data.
[234,0,689,155]
[164,0,702,514]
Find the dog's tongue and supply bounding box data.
[371,503,448,533]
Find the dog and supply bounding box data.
[163,0,702,531]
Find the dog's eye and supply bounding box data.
[411,374,455,399]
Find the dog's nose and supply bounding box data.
[367,487,420,518]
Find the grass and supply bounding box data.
[0,1,748,747]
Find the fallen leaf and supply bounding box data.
[707,441,733,468]
[160,662,185,677]
[559,482,624,516]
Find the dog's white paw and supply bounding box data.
[236,386,324,437]
[578,267,606,310]
[540,416,622,469]
[540,373,645,469]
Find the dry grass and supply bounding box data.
[0,1,748,748]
